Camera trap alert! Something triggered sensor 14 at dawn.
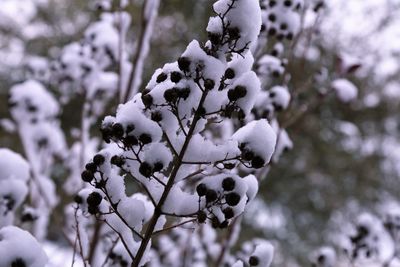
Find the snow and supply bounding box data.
[0,226,48,267]
[233,119,277,166]
[310,246,336,267]
[331,79,358,103]
[9,80,59,123]
[251,240,274,267]
[213,0,262,49]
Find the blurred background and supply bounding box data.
[1,0,400,265]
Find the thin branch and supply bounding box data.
[152,219,196,236]
[123,0,160,102]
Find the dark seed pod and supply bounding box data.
[100,124,113,143]
[268,13,276,22]
[153,162,164,172]
[139,162,153,178]
[206,189,218,203]
[139,133,152,145]
[74,195,83,204]
[228,89,239,102]
[223,207,235,219]
[85,162,97,173]
[156,72,168,83]
[222,177,236,191]
[11,258,26,267]
[268,28,277,36]
[208,32,221,45]
[228,27,240,39]
[93,154,105,165]
[141,93,153,108]
[225,192,241,206]
[112,123,124,139]
[204,79,215,90]
[196,183,207,196]
[178,57,191,72]
[249,256,260,266]
[124,135,139,146]
[170,71,182,83]
[225,68,235,79]
[88,205,99,215]
[126,124,135,134]
[151,111,163,122]
[111,155,125,167]
[197,210,207,223]
[87,192,102,207]
[251,156,265,169]
[178,87,191,100]
[164,88,179,103]
[81,170,94,182]
[234,85,247,98]
[242,149,254,161]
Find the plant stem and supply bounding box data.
[131,87,209,267]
